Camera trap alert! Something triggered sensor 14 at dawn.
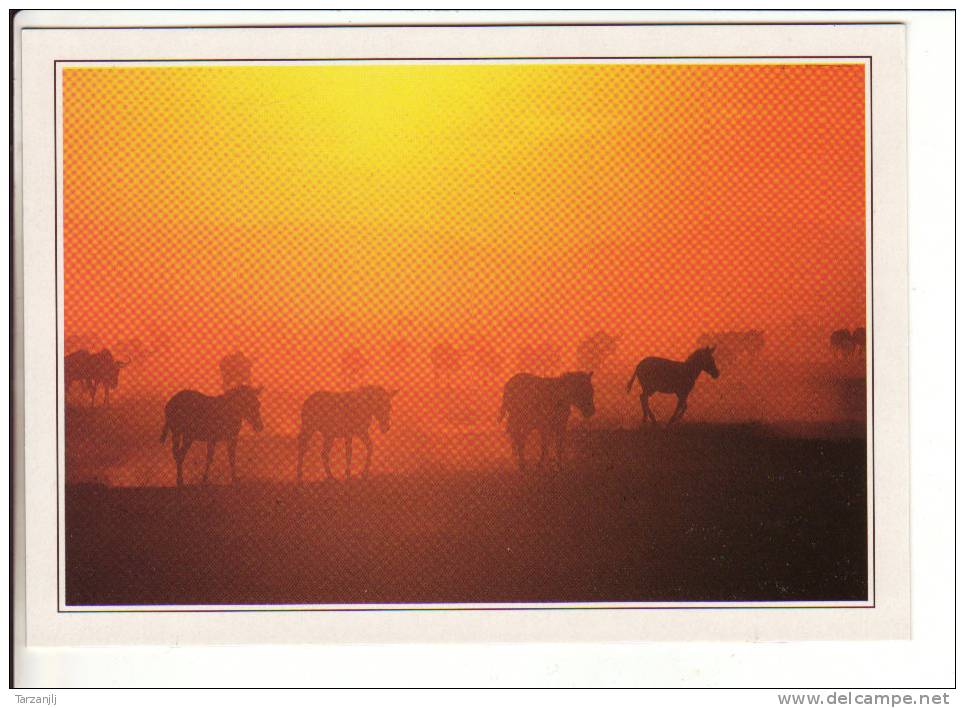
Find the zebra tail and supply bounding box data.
[626,367,638,394]
[160,419,169,444]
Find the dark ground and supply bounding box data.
[64,423,867,605]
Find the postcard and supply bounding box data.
[14,15,909,649]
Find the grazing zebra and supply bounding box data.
[498,371,595,473]
[626,347,720,426]
[296,386,398,481]
[160,385,264,488]
[830,329,856,359]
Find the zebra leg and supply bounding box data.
[640,393,655,426]
[669,396,688,425]
[361,432,373,478]
[296,430,309,483]
[175,436,193,487]
[345,436,354,478]
[89,381,97,407]
[172,434,184,488]
[510,429,527,474]
[515,437,527,473]
[322,436,334,480]
[202,441,215,484]
[227,437,238,485]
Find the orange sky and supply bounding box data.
[63,63,866,394]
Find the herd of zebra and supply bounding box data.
[163,344,722,485]
[66,344,718,485]
[65,325,865,486]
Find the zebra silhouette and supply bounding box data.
[296,386,398,481]
[161,385,264,487]
[626,347,719,426]
[499,371,595,473]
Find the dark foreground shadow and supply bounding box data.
[65,423,867,605]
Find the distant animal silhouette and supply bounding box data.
[219,350,253,392]
[741,330,765,358]
[160,385,264,488]
[829,327,866,359]
[852,327,866,354]
[695,330,764,365]
[499,371,595,473]
[339,347,369,386]
[64,348,129,406]
[626,347,720,425]
[576,331,620,372]
[65,349,94,398]
[830,329,856,359]
[296,386,399,481]
[85,350,129,398]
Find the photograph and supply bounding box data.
[15,11,943,692]
[60,59,871,607]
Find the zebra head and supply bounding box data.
[229,385,264,432]
[700,346,720,379]
[108,358,129,389]
[372,387,399,434]
[569,371,596,419]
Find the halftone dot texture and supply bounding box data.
[63,65,870,605]
[63,63,867,483]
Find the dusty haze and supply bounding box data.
[62,63,867,484]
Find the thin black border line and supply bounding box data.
[53,54,876,614]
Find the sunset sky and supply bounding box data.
[63,62,866,395]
